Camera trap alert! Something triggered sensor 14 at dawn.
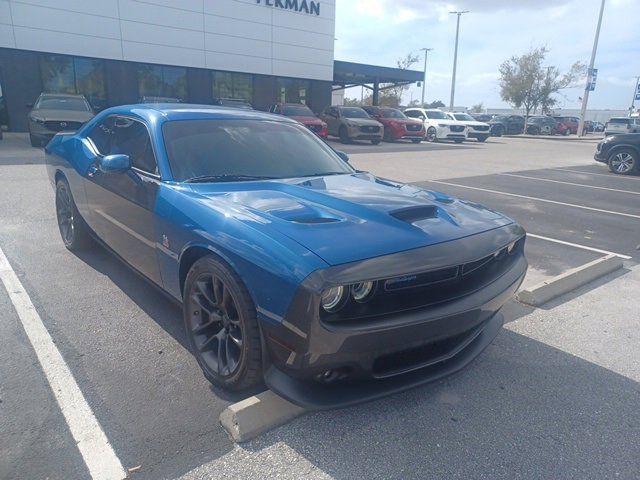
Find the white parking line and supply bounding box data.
[551,168,640,180]
[526,233,632,260]
[0,246,126,480]
[429,180,640,219]
[498,173,640,195]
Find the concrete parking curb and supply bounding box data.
[220,391,307,443]
[516,254,624,307]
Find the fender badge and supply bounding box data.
[162,234,170,249]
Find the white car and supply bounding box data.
[404,108,468,143]
[446,112,491,142]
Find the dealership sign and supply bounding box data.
[256,0,321,16]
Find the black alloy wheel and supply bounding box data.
[371,139,381,145]
[339,125,350,144]
[184,256,262,391]
[55,178,92,250]
[608,149,638,175]
[426,127,437,142]
[411,138,422,143]
[493,125,504,137]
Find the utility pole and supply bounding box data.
[630,76,640,114]
[578,0,606,137]
[449,11,468,111]
[420,47,433,107]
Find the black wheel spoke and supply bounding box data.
[228,327,242,347]
[192,313,222,335]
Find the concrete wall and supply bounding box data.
[0,0,335,81]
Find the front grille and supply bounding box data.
[44,121,82,132]
[359,125,380,133]
[322,236,525,323]
[450,125,465,132]
[474,125,490,132]
[406,123,422,132]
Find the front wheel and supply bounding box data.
[608,149,638,175]
[30,134,41,147]
[493,125,504,137]
[564,128,571,136]
[55,178,93,251]
[184,256,263,392]
[426,127,437,142]
[339,126,350,144]
[371,139,381,145]
[411,138,422,144]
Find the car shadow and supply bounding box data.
[235,328,640,479]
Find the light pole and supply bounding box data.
[449,10,468,111]
[420,48,433,107]
[578,0,605,137]
[630,75,640,114]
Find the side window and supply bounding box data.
[111,117,157,175]
[87,116,116,155]
[405,110,418,118]
[330,107,338,117]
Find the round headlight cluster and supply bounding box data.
[320,281,377,313]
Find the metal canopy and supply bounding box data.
[333,60,423,105]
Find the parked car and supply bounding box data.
[362,106,425,143]
[552,116,580,135]
[592,121,605,133]
[488,115,524,136]
[28,93,95,147]
[446,112,491,142]
[604,117,640,136]
[404,108,468,143]
[214,98,253,110]
[525,116,563,135]
[320,106,383,144]
[45,104,527,408]
[269,103,328,138]
[594,133,640,175]
[470,113,495,123]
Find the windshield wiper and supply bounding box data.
[296,172,349,178]
[184,174,276,183]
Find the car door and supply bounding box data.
[83,115,163,286]
[323,107,339,135]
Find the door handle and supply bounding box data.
[87,164,98,177]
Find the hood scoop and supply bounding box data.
[391,205,438,223]
[290,216,340,224]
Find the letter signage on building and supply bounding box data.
[256,0,321,16]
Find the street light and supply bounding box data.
[449,10,469,111]
[420,48,433,107]
[630,75,640,113]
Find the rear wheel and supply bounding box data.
[426,127,437,142]
[411,138,422,144]
[371,139,381,145]
[564,128,571,136]
[55,178,93,251]
[608,148,638,175]
[493,125,504,137]
[339,126,350,144]
[184,255,263,391]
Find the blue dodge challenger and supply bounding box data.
[46,105,527,409]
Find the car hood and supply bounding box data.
[188,173,513,265]
[29,109,94,122]
[430,119,463,126]
[456,120,489,127]
[290,115,324,125]
[342,118,382,127]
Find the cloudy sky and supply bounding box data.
[334,0,639,110]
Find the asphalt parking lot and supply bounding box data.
[1,133,639,480]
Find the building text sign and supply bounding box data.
[256,0,321,16]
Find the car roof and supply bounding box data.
[97,103,297,124]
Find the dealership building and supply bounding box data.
[0,0,421,132]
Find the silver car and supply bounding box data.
[320,106,384,145]
[28,93,95,147]
[605,117,640,136]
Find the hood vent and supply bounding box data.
[390,205,438,223]
[290,216,340,224]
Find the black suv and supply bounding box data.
[489,115,524,136]
[594,134,640,175]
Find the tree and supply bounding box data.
[499,47,585,127]
[426,100,445,109]
[343,97,362,106]
[470,102,484,113]
[377,53,420,107]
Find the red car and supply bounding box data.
[553,116,579,135]
[362,106,425,143]
[269,103,328,138]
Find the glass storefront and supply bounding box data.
[137,64,187,102]
[213,72,253,102]
[276,78,310,104]
[39,55,106,109]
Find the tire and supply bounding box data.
[476,135,488,143]
[339,125,350,144]
[564,128,571,136]
[371,139,381,145]
[30,133,41,147]
[608,148,638,175]
[493,125,504,137]
[183,255,263,392]
[426,127,437,142]
[529,127,539,135]
[454,139,464,144]
[55,178,93,251]
[411,138,422,144]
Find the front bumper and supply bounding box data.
[347,124,383,140]
[435,125,467,140]
[260,224,527,409]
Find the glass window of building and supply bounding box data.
[276,78,310,104]
[39,55,106,109]
[137,64,187,102]
[213,72,253,102]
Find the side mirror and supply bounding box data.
[98,154,130,173]
[418,115,426,120]
[335,150,349,163]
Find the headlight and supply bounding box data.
[351,281,375,302]
[30,115,45,124]
[438,123,448,128]
[320,286,347,312]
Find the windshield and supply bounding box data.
[425,111,448,120]
[609,118,630,124]
[340,107,369,119]
[163,119,354,182]
[453,113,475,121]
[282,105,314,116]
[34,96,90,111]
[381,109,406,119]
